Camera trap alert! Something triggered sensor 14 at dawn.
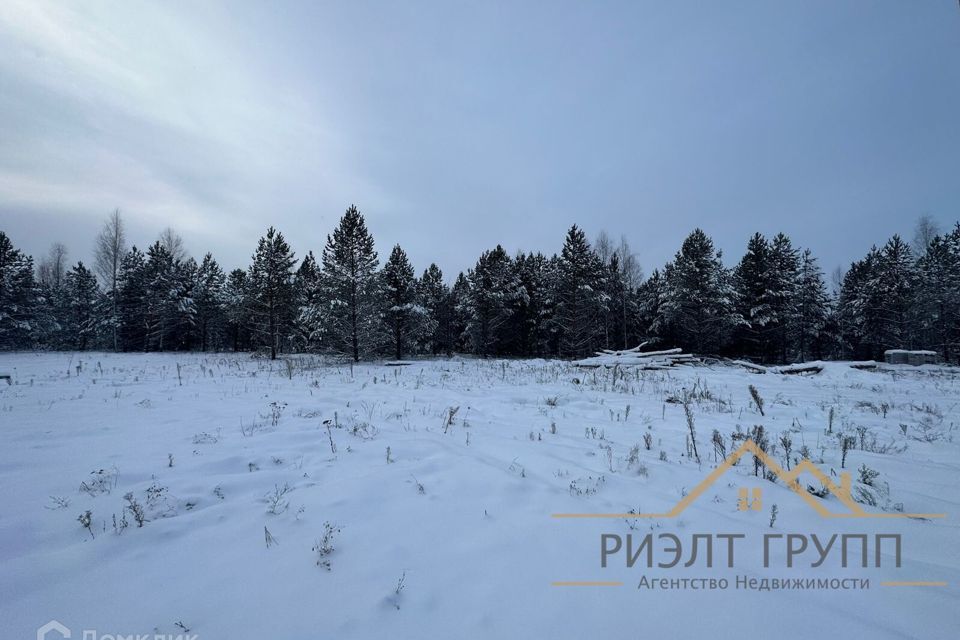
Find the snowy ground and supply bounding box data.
[1,353,958,639]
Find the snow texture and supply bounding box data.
[0,353,957,639]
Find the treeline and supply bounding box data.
[1,207,958,363]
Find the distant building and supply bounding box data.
[884,350,938,366]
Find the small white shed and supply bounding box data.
[883,350,938,366]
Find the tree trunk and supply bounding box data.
[350,281,360,362]
[395,317,403,360]
[269,297,277,360]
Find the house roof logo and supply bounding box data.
[37,620,70,640]
[553,439,946,519]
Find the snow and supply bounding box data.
[1,353,958,639]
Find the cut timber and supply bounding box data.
[597,341,652,356]
[623,347,682,358]
[728,361,824,376]
[0,373,10,385]
[574,346,697,369]
[385,361,414,367]
[732,360,767,374]
[771,362,824,376]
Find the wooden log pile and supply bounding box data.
[730,360,825,375]
[574,347,699,369]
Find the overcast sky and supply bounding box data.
[1,1,958,280]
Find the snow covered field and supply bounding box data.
[1,353,958,639]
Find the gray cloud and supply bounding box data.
[1,0,957,278]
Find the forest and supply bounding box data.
[1,208,957,364]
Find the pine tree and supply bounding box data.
[224,269,251,352]
[117,247,147,351]
[418,264,451,355]
[62,262,102,351]
[555,225,604,357]
[173,258,199,350]
[636,267,667,344]
[946,224,960,360]
[193,253,226,351]
[37,243,71,347]
[513,252,553,356]
[869,236,917,353]
[29,277,58,349]
[463,245,518,357]
[142,242,193,351]
[837,251,877,359]
[733,233,774,361]
[793,249,831,361]
[321,205,379,361]
[293,251,325,350]
[661,229,738,354]
[0,232,40,350]
[449,272,471,353]
[143,242,174,350]
[916,225,960,361]
[9,214,960,360]
[839,236,921,359]
[380,245,426,360]
[249,227,296,360]
[768,233,800,362]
